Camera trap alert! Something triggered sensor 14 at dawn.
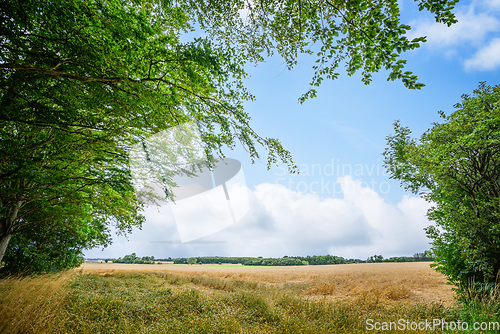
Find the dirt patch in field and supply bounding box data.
[80,262,455,305]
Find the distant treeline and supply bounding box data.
[106,252,433,266]
[240,252,433,266]
[112,253,155,264]
[244,255,344,266]
[170,257,256,265]
[365,252,434,263]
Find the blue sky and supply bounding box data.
[85,0,500,260]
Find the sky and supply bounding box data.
[85,0,500,260]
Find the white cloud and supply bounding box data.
[465,37,500,70]
[238,0,254,25]
[406,2,500,72]
[481,0,500,11]
[407,8,500,48]
[85,176,432,260]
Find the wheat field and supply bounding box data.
[1,262,466,333]
[81,262,455,305]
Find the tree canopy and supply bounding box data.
[384,83,500,288]
[0,0,459,272]
[1,0,289,269]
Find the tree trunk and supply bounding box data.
[0,233,12,264]
[0,200,22,264]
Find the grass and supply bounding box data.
[0,270,73,333]
[451,283,500,331]
[0,264,498,333]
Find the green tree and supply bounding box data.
[383,83,500,289]
[187,257,197,265]
[0,0,293,268]
[0,0,460,270]
[191,0,458,101]
[114,253,152,264]
[1,208,108,274]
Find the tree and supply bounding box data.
[1,208,109,274]
[1,0,459,270]
[187,257,197,265]
[113,253,154,264]
[383,83,500,289]
[0,0,294,268]
[191,0,458,102]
